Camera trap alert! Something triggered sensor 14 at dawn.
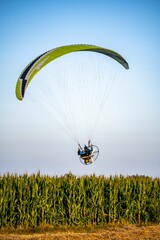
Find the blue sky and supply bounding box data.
[1,0,160,176]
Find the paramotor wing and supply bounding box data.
[16,44,129,100]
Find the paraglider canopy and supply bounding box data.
[16,44,129,100]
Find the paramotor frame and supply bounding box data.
[79,145,99,165]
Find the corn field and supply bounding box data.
[0,173,159,228]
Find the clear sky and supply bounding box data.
[1,0,160,177]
